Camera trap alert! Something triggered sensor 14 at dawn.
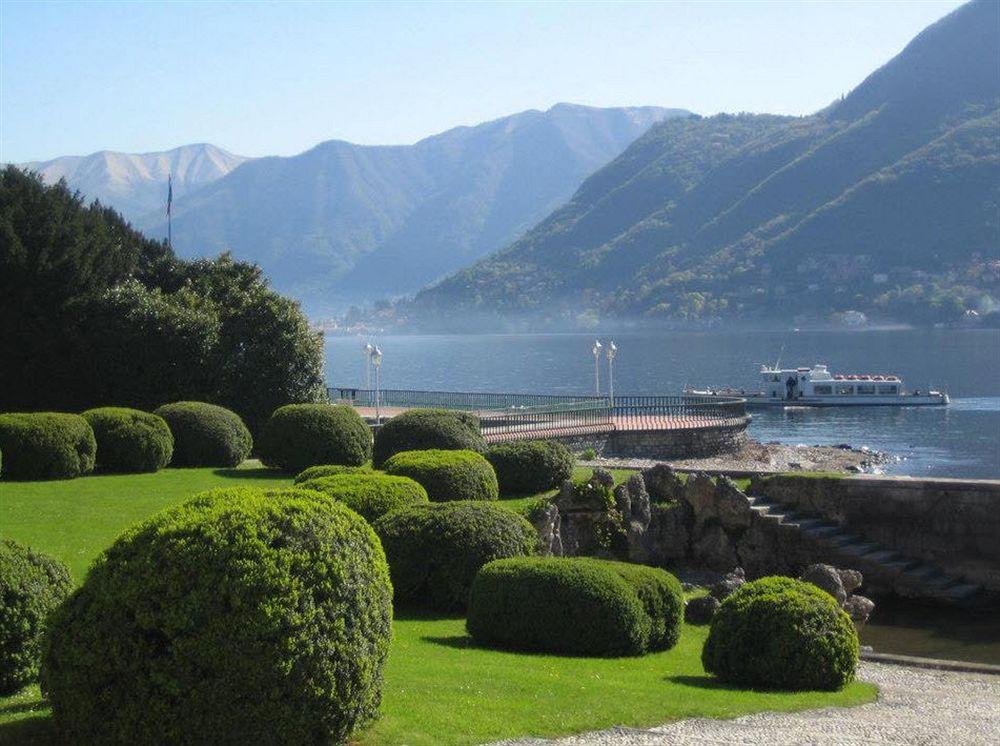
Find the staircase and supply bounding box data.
[746,494,985,605]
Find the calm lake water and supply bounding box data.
[326,328,1000,479]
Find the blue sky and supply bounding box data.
[1,0,966,163]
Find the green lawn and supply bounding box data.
[0,464,877,745]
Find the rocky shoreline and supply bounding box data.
[582,439,892,475]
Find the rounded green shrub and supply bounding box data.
[702,576,859,691]
[466,557,651,656]
[82,407,174,473]
[0,539,72,695]
[293,463,373,484]
[486,439,574,495]
[299,473,429,522]
[259,403,372,473]
[373,501,536,612]
[372,408,484,466]
[41,486,393,743]
[597,559,684,651]
[383,449,498,502]
[0,412,96,480]
[153,401,252,467]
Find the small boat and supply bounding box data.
[685,364,948,408]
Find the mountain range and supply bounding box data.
[407,0,999,329]
[22,144,249,224]
[20,105,685,315]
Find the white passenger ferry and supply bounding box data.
[685,364,949,408]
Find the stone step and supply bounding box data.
[744,493,984,605]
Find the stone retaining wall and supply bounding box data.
[555,419,749,459]
[753,475,1000,592]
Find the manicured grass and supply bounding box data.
[0,461,291,580]
[0,462,877,745]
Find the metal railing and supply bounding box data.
[330,386,606,412]
[612,395,748,429]
[330,386,748,440]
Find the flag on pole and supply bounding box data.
[167,173,172,216]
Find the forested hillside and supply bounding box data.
[409,0,999,328]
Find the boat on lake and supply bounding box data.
[685,364,949,408]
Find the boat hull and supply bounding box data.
[687,392,949,408]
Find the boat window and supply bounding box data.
[836,384,854,395]
[813,385,833,395]
[878,384,898,395]
[856,384,876,395]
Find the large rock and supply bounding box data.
[800,563,848,605]
[530,503,563,557]
[710,567,746,600]
[838,568,864,594]
[641,464,685,504]
[843,594,875,626]
[683,473,718,529]
[693,523,738,572]
[684,595,720,625]
[714,477,753,530]
[639,503,691,564]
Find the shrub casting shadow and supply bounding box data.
[212,467,288,482]
[0,713,56,745]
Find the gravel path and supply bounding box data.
[501,662,1000,745]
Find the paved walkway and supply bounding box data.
[501,661,1000,745]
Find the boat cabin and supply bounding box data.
[759,364,902,401]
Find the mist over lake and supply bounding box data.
[326,327,1000,479]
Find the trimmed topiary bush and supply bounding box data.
[153,401,252,467]
[383,449,499,502]
[466,557,651,656]
[259,403,372,473]
[597,559,684,651]
[702,576,859,691]
[299,473,429,522]
[0,539,72,695]
[82,407,174,473]
[293,463,373,484]
[373,501,536,612]
[372,408,484,466]
[0,413,96,480]
[486,439,574,495]
[40,486,393,743]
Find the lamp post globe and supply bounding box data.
[591,340,603,396]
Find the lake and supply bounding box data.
[326,327,1000,479]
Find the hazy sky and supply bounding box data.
[1,0,966,163]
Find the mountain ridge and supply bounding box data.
[406,0,999,329]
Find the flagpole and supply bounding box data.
[167,173,173,250]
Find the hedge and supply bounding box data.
[372,408,484,466]
[298,473,429,522]
[0,412,96,480]
[0,539,72,695]
[373,501,536,612]
[259,403,371,473]
[383,449,499,502]
[40,487,393,743]
[82,407,174,473]
[702,576,859,691]
[598,559,684,651]
[293,463,373,484]
[466,557,651,656]
[485,439,574,495]
[153,401,252,467]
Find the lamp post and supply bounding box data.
[591,340,602,396]
[371,345,383,426]
[362,342,374,393]
[606,340,617,407]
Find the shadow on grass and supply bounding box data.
[0,715,55,746]
[0,699,45,717]
[422,634,475,650]
[665,674,731,691]
[212,467,289,482]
